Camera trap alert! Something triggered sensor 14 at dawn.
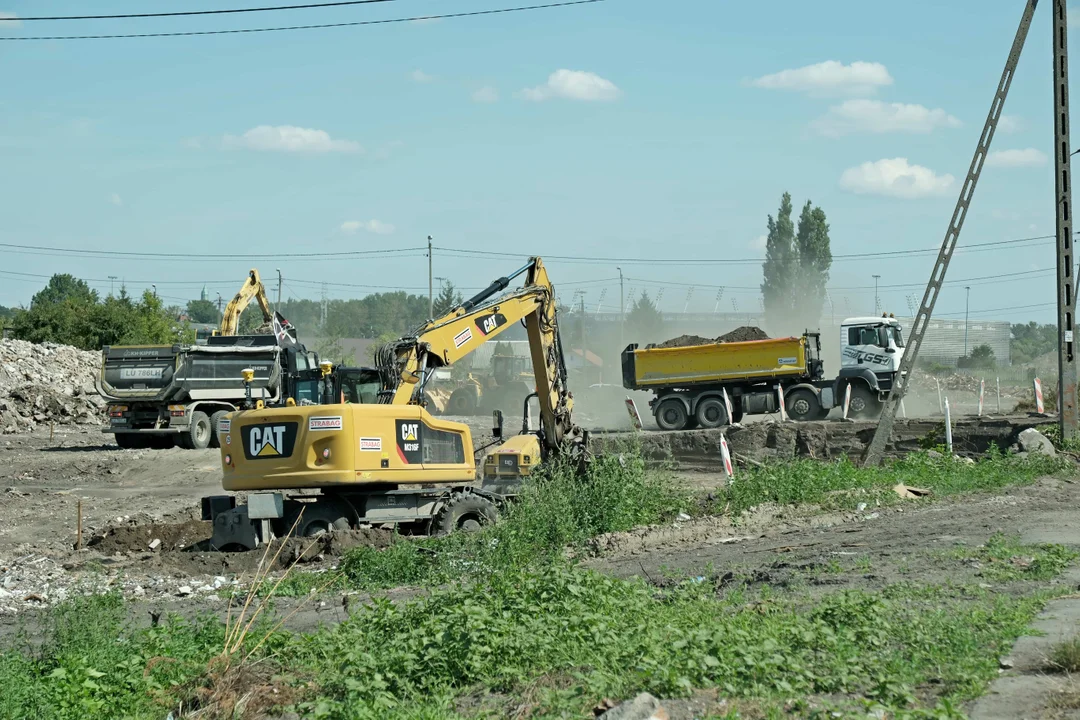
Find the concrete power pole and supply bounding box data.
[427,235,434,318]
[872,275,881,314]
[617,267,625,349]
[964,286,971,356]
[275,268,282,314]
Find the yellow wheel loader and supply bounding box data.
[203,257,586,549]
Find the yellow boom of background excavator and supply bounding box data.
[203,257,586,549]
[215,269,274,336]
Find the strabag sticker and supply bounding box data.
[360,437,382,452]
[218,418,231,433]
[309,416,343,431]
[453,327,473,349]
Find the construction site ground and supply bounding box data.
[2,412,1079,717]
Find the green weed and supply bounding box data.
[943,533,1079,582]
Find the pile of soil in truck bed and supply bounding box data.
[655,326,770,349]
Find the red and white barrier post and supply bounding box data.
[1034,377,1045,414]
[944,397,953,455]
[842,384,852,420]
[722,387,734,425]
[624,397,643,430]
[776,384,788,422]
[978,379,985,417]
[719,432,734,481]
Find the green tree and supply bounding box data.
[761,193,797,323]
[793,200,832,329]
[432,280,464,318]
[627,291,664,341]
[958,343,996,370]
[185,299,220,324]
[11,274,99,347]
[1010,322,1057,365]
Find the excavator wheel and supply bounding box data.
[448,387,479,415]
[209,411,229,449]
[436,492,498,535]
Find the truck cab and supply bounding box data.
[837,315,905,416]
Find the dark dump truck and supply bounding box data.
[97,335,324,449]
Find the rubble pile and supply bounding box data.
[655,326,771,349]
[0,339,103,434]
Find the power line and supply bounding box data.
[0,241,425,260]
[433,233,1063,266]
[0,0,606,41]
[15,0,399,21]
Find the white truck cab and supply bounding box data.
[837,315,905,417]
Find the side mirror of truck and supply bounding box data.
[492,410,504,438]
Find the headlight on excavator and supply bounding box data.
[224,453,232,467]
[322,447,331,460]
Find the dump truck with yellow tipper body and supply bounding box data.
[622,332,838,429]
[623,316,907,429]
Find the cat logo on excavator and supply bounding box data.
[242,422,298,460]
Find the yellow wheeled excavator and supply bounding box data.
[203,257,586,549]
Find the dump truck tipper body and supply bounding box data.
[98,335,322,450]
[622,333,836,429]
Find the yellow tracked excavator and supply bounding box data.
[215,269,274,336]
[203,257,586,549]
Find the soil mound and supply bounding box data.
[656,326,771,349]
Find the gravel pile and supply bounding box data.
[655,326,771,349]
[0,339,104,434]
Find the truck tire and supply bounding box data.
[694,397,728,429]
[180,411,212,450]
[847,384,879,419]
[209,411,229,449]
[785,388,821,422]
[654,398,689,431]
[436,493,498,534]
[284,500,351,538]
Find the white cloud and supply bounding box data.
[0,12,21,29]
[998,114,1022,134]
[750,235,768,252]
[986,148,1048,168]
[519,69,620,102]
[472,86,499,104]
[109,193,122,207]
[839,158,954,199]
[223,125,361,153]
[813,99,961,137]
[409,69,434,83]
[750,60,893,97]
[340,219,395,235]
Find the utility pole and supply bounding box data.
[865,0,1037,466]
[1053,0,1079,440]
[964,286,971,356]
[216,293,223,318]
[682,286,694,314]
[617,266,625,349]
[275,268,282,314]
[713,287,725,314]
[107,276,117,296]
[427,235,434,318]
[872,274,881,314]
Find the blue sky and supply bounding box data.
[0,0,1072,325]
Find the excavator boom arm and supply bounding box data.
[218,269,273,336]
[376,257,578,452]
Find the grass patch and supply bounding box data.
[942,533,1079,582]
[1048,636,1080,674]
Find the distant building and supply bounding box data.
[200,285,209,302]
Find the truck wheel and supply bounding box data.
[785,389,821,422]
[654,398,689,431]
[436,493,498,534]
[181,411,212,450]
[694,397,729,429]
[209,411,229,449]
[847,384,879,419]
[284,501,351,538]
